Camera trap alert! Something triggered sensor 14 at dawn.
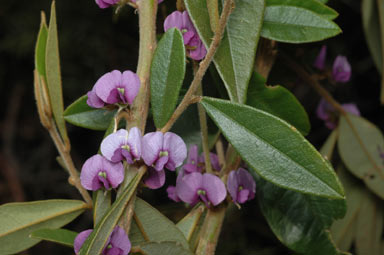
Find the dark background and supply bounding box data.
[0,0,382,254]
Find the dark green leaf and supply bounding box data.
[46,1,68,143]
[35,12,48,77]
[79,172,142,255]
[261,5,341,43]
[130,198,189,249]
[185,0,265,103]
[137,241,193,255]
[246,72,310,135]
[338,114,384,199]
[30,228,77,248]
[176,205,205,241]
[0,199,87,254]
[257,177,347,255]
[201,97,344,198]
[63,95,116,130]
[93,190,111,226]
[151,28,186,128]
[266,0,338,20]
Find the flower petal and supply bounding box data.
[144,168,166,189]
[167,185,181,202]
[313,45,327,70]
[109,226,131,255]
[237,189,250,204]
[81,154,105,190]
[332,55,351,83]
[154,155,169,171]
[176,172,202,204]
[121,71,140,104]
[102,159,125,189]
[227,170,239,202]
[101,129,129,162]
[87,88,105,108]
[95,70,122,104]
[74,229,93,254]
[164,11,184,32]
[127,126,142,160]
[202,173,226,206]
[142,132,163,166]
[187,144,199,164]
[342,103,360,116]
[163,132,187,170]
[237,168,256,194]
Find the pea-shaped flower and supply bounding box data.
[227,168,256,204]
[143,167,166,189]
[176,172,227,207]
[164,11,207,61]
[74,226,131,255]
[95,0,120,9]
[101,127,142,164]
[332,56,351,83]
[142,131,187,171]
[87,70,140,108]
[80,154,124,191]
[313,45,327,70]
[183,144,221,173]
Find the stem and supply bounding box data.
[377,0,384,104]
[161,0,234,133]
[254,38,277,79]
[207,0,220,32]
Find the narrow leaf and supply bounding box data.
[130,198,190,249]
[338,114,384,199]
[261,5,341,43]
[93,190,111,226]
[63,95,116,131]
[35,12,48,77]
[0,199,86,254]
[201,97,344,198]
[185,0,265,103]
[266,0,338,20]
[137,241,193,255]
[320,129,339,160]
[30,228,77,248]
[46,1,68,143]
[176,205,205,241]
[246,72,311,135]
[378,0,384,103]
[151,28,186,128]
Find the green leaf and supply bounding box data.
[79,172,142,255]
[184,0,265,103]
[257,176,347,255]
[93,190,111,226]
[201,97,344,198]
[338,114,384,199]
[246,72,310,135]
[137,241,193,255]
[46,1,68,143]
[317,0,329,4]
[150,28,186,128]
[0,199,87,254]
[261,5,341,43]
[63,95,116,130]
[35,12,48,77]
[320,129,339,161]
[130,198,190,249]
[362,0,382,74]
[176,205,205,241]
[30,228,77,248]
[266,0,338,20]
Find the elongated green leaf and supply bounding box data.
[362,0,382,74]
[0,199,86,254]
[138,241,193,255]
[185,0,265,103]
[93,190,111,226]
[201,97,344,198]
[318,0,328,4]
[46,1,68,143]
[266,0,338,20]
[79,172,141,255]
[176,205,205,241]
[247,72,310,135]
[35,12,48,77]
[30,228,77,248]
[320,129,339,160]
[130,198,189,249]
[257,176,347,255]
[64,95,116,130]
[151,28,186,128]
[338,114,384,199]
[261,5,341,43]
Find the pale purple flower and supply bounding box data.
[143,167,166,189]
[74,226,131,255]
[101,127,142,164]
[87,70,140,108]
[95,0,120,9]
[314,45,327,70]
[164,11,207,60]
[176,172,226,207]
[167,185,181,202]
[80,154,125,191]
[227,168,256,204]
[142,131,187,171]
[316,98,360,129]
[183,145,221,173]
[332,56,351,83]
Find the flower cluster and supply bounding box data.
[314,45,351,83]
[96,0,164,9]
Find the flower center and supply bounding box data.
[117,87,125,95]
[159,151,168,157]
[181,28,188,34]
[98,171,107,179]
[238,185,244,191]
[197,189,206,196]
[121,144,130,152]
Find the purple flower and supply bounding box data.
[142,131,187,171]
[183,145,221,173]
[74,226,131,255]
[316,98,360,129]
[164,11,207,60]
[87,70,140,108]
[167,185,181,202]
[80,154,125,191]
[101,127,142,164]
[95,0,120,9]
[143,167,166,189]
[314,45,327,70]
[198,153,221,172]
[332,56,351,83]
[227,168,256,204]
[176,172,227,207]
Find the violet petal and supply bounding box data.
[87,88,105,108]
[142,132,163,167]
[108,226,131,255]
[121,71,140,104]
[163,132,187,171]
[164,11,184,32]
[74,229,93,254]
[176,172,202,204]
[95,70,123,104]
[202,173,226,206]
[167,185,181,202]
[227,170,239,203]
[332,55,351,83]
[101,129,129,163]
[144,168,166,189]
[314,45,327,70]
[127,127,142,160]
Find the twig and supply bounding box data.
[133,212,150,242]
[161,0,235,133]
[255,38,277,79]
